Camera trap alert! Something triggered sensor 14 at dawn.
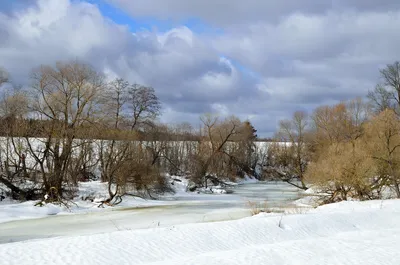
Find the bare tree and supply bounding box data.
[0,89,38,200]
[368,84,396,114]
[231,120,258,176]
[127,84,161,130]
[368,61,400,115]
[98,79,164,205]
[381,61,400,96]
[98,78,131,204]
[267,111,309,189]
[191,114,243,187]
[27,60,105,200]
[103,78,129,129]
[0,88,29,121]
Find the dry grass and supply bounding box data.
[246,200,272,215]
[284,207,311,215]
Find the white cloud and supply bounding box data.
[0,0,257,132]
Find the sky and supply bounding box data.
[1,0,400,137]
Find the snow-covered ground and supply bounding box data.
[0,180,172,224]
[1,176,398,264]
[1,199,399,265]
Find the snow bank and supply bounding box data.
[0,180,171,224]
[0,174,243,224]
[1,199,399,265]
[0,201,63,223]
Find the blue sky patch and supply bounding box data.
[84,0,223,35]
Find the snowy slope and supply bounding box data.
[1,199,399,265]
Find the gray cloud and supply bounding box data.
[106,0,400,25]
[210,10,400,110]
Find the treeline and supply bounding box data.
[0,117,201,141]
[0,61,257,204]
[267,61,400,203]
[2,60,399,206]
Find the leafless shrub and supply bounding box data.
[246,200,272,215]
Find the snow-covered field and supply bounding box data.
[1,199,399,265]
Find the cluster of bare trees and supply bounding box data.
[268,61,400,203]
[0,61,258,204]
[191,115,257,188]
[8,59,400,206]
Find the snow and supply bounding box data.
[1,177,302,225]
[0,201,63,223]
[1,199,399,265]
[0,180,174,224]
[0,180,305,246]
[237,174,259,184]
[0,174,234,224]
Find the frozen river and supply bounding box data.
[0,181,304,244]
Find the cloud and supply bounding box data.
[0,0,126,81]
[211,10,400,107]
[2,0,400,136]
[0,0,262,133]
[106,0,400,26]
[0,0,37,15]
